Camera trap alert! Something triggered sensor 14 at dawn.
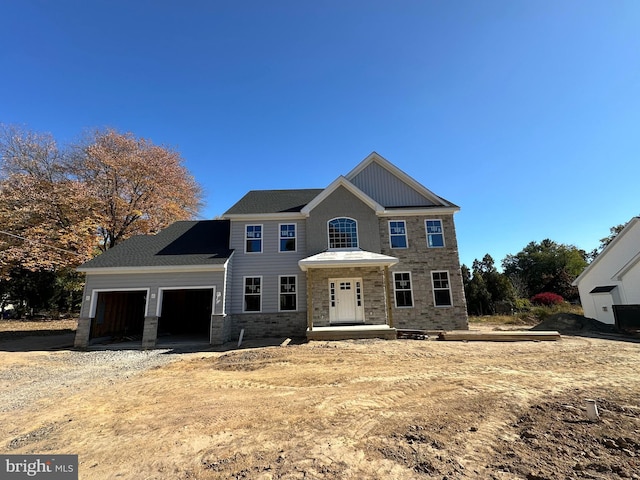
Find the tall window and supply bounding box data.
[328,218,358,249]
[279,224,296,252]
[245,225,262,253]
[393,272,414,307]
[432,271,452,307]
[244,277,262,312]
[426,219,445,248]
[389,220,408,248]
[279,276,297,311]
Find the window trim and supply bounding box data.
[327,217,359,250]
[245,224,263,254]
[278,275,298,312]
[425,219,445,248]
[393,271,414,308]
[279,223,297,253]
[243,276,263,312]
[431,270,453,307]
[388,220,408,249]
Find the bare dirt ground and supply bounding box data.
[0,320,639,479]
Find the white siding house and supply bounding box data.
[572,217,640,325]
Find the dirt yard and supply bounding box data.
[0,320,639,479]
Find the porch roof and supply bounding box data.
[298,249,398,271]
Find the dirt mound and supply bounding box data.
[210,348,288,371]
[532,313,618,334]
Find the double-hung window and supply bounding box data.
[243,276,262,312]
[279,275,297,311]
[279,224,296,252]
[431,271,452,307]
[328,218,358,249]
[245,225,262,253]
[389,220,408,248]
[426,219,445,248]
[393,272,414,307]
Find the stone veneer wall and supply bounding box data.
[380,214,468,331]
[229,312,307,339]
[74,317,92,348]
[308,266,389,327]
[210,314,233,345]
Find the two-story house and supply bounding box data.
[74,152,468,348]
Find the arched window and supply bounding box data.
[328,217,358,249]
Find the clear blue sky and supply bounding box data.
[2,1,639,268]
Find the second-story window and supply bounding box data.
[426,219,445,248]
[245,225,262,253]
[389,220,408,248]
[279,224,296,252]
[328,218,358,249]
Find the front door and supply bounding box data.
[329,278,364,324]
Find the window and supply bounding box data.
[432,271,452,307]
[279,224,296,252]
[426,219,444,248]
[245,225,262,253]
[328,218,358,249]
[279,276,297,311]
[389,220,408,248]
[393,272,414,307]
[243,277,262,312]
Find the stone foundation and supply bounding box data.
[74,317,92,349]
[142,316,159,349]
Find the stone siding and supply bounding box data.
[381,214,468,331]
[229,312,307,339]
[74,317,92,349]
[141,316,159,349]
[210,314,233,345]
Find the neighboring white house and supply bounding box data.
[572,217,640,326]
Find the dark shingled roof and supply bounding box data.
[224,189,324,215]
[79,220,232,269]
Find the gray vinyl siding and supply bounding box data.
[228,219,307,314]
[80,270,227,318]
[350,161,435,207]
[306,185,381,255]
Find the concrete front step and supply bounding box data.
[306,325,397,341]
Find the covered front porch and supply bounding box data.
[299,249,399,341]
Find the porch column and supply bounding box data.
[306,269,313,331]
[384,266,394,328]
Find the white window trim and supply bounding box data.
[278,223,297,253]
[327,217,359,250]
[278,274,298,312]
[425,219,445,248]
[245,224,263,254]
[431,270,453,307]
[243,275,263,313]
[388,220,409,249]
[392,271,414,308]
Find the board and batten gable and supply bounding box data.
[305,185,381,255]
[80,270,228,318]
[348,159,438,207]
[228,219,308,313]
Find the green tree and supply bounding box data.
[462,255,516,315]
[502,239,588,301]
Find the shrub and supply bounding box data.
[531,292,564,306]
[515,298,532,312]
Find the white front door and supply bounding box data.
[329,278,364,324]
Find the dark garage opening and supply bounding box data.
[92,291,146,339]
[158,289,213,337]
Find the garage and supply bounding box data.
[158,288,213,338]
[91,291,147,340]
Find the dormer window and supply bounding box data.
[328,217,358,249]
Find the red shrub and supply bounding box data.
[531,292,564,306]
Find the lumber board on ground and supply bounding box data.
[438,330,561,342]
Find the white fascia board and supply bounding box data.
[77,264,226,275]
[222,212,306,221]
[299,258,399,271]
[572,217,640,286]
[301,176,384,215]
[377,206,460,217]
[345,152,455,207]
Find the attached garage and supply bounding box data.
[158,288,214,337]
[91,290,147,340]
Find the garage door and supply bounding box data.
[158,288,213,336]
[92,291,146,339]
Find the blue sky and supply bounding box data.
[1,1,639,268]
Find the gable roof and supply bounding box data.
[300,176,384,215]
[78,220,233,272]
[224,189,324,215]
[572,216,640,286]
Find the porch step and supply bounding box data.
[306,325,397,341]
